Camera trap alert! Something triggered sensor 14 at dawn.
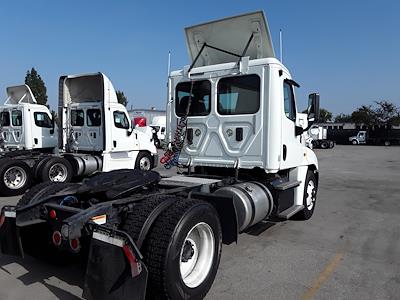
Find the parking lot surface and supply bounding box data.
[1,145,399,299]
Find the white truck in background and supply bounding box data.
[0,73,157,196]
[308,124,334,149]
[149,115,166,148]
[0,85,57,152]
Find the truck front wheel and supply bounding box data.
[135,151,153,171]
[0,160,32,196]
[352,139,358,145]
[124,198,222,299]
[294,170,318,220]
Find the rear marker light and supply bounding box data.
[52,231,62,246]
[0,215,5,228]
[49,210,57,219]
[123,245,142,277]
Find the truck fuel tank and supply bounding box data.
[214,182,273,232]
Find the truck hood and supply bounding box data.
[5,85,37,105]
[185,11,275,68]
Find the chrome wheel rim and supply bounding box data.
[179,222,215,288]
[306,180,316,210]
[49,163,68,182]
[139,156,151,171]
[4,166,27,189]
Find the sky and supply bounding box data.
[0,0,399,115]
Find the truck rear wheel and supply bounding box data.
[0,160,32,196]
[39,157,73,183]
[320,141,329,149]
[135,151,153,171]
[123,198,222,300]
[294,170,318,220]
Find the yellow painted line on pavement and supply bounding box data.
[300,249,345,300]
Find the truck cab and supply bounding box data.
[0,85,57,151]
[349,130,367,144]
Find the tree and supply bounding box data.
[318,108,333,123]
[25,68,48,105]
[334,113,352,123]
[373,100,400,126]
[116,90,128,107]
[351,105,376,127]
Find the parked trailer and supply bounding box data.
[0,73,157,195]
[0,11,320,299]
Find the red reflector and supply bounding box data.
[0,215,5,228]
[123,245,141,277]
[52,231,62,246]
[69,238,80,252]
[49,210,57,219]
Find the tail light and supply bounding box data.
[122,245,142,277]
[52,231,62,246]
[49,210,57,219]
[69,238,81,252]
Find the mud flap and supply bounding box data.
[0,206,23,257]
[83,228,148,300]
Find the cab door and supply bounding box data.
[110,105,134,152]
[280,77,304,169]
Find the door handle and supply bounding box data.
[113,140,117,148]
[187,128,193,145]
[236,128,243,141]
[283,145,287,161]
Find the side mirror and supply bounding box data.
[127,126,134,136]
[50,118,55,134]
[295,125,304,136]
[307,93,320,124]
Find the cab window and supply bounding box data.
[113,111,130,129]
[283,81,296,121]
[71,110,84,126]
[0,111,10,126]
[87,109,102,127]
[217,74,260,115]
[175,80,211,117]
[34,112,53,128]
[12,110,22,126]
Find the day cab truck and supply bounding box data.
[0,73,157,195]
[308,125,335,149]
[0,84,57,152]
[349,127,400,146]
[0,11,320,300]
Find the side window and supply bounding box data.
[0,111,10,126]
[34,112,53,128]
[87,109,102,127]
[217,74,260,115]
[12,110,22,126]
[113,111,130,129]
[71,110,84,126]
[283,81,296,121]
[175,80,211,117]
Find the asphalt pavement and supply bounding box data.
[1,145,399,300]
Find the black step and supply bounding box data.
[271,180,301,191]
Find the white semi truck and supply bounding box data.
[0,73,157,195]
[0,84,57,151]
[0,11,320,300]
[308,124,335,149]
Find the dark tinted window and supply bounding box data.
[87,109,102,127]
[217,75,260,115]
[12,110,22,126]
[34,112,52,128]
[0,111,10,126]
[113,111,129,129]
[175,80,211,117]
[71,110,84,126]
[283,81,296,121]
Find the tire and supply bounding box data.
[352,139,358,145]
[320,141,329,149]
[329,141,335,148]
[39,157,73,183]
[135,151,153,171]
[122,198,222,300]
[384,141,390,146]
[0,160,33,196]
[294,170,318,220]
